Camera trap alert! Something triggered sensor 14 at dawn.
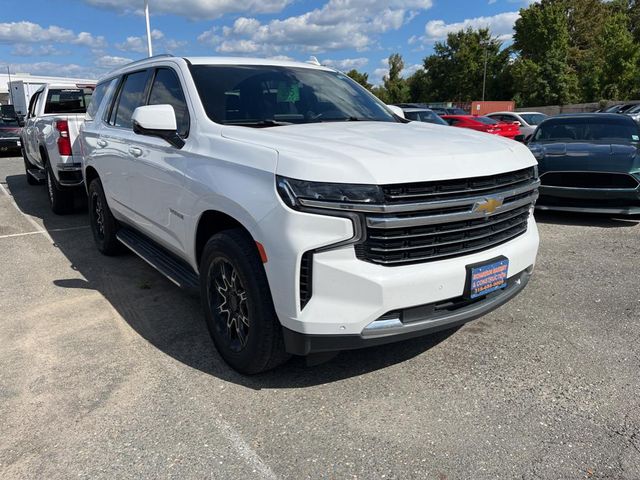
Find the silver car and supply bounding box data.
[486,111,548,139]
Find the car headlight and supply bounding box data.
[276,176,385,210]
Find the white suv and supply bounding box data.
[80,55,540,374]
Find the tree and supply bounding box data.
[346,69,372,91]
[406,69,431,103]
[512,0,579,105]
[420,28,511,102]
[382,53,410,103]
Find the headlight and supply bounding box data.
[276,176,384,210]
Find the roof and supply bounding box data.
[401,107,434,113]
[489,111,545,115]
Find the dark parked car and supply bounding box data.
[528,114,640,215]
[625,104,640,124]
[0,117,21,154]
[598,103,638,114]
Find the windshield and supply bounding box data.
[190,65,396,126]
[404,110,448,125]
[44,87,93,114]
[533,117,640,143]
[626,104,640,114]
[519,113,547,126]
[0,117,19,127]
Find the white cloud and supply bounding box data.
[322,57,369,71]
[94,55,133,68]
[199,0,433,56]
[0,21,106,48]
[421,11,521,43]
[82,0,293,20]
[115,29,185,54]
[5,62,100,79]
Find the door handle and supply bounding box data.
[97,139,108,148]
[129,147,143,158]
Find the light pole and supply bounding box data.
[482,41,489,102]
[144,0,153,57]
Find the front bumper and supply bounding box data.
[284,267,532,355]
[537,184,640,215]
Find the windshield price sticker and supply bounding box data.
[467,259,509,299]
[277,83,300,103]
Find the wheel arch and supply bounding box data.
[84,166,99,194]
[194,210,260,268]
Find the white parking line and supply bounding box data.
[0,225,90,240]
[0,181,54,242]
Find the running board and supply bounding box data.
[27,169,46,182]
[116,227,200,293]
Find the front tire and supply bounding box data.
[200,229,289,374]
[88,178,122,256]
[46,162,74,214]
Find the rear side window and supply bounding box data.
[44,88,93,114]
[148,68,190,137]
[112,71,150,129]
[86,79,116,121]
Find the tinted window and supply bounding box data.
[190,65,396,126]
[533,117,640,143]
[113,71,150,129]
[148,68,189,137]
[0,118,19,127]
[404,110,448,125]
[86,79,116,121]
[519,113,547,126]
[474,116,498,125]
[44,88,93,114]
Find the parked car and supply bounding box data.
[21,83,95,213]
[80,55,540,374]
[597,103,638,114]
[398,107,449,126]
[430,106,468,116]
[624,103,640,124]
[528,113,640,215]
[0,116,22,154]
[442,115,522,140]
[486,111,548,139]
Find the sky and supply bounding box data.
[0,0,536,83]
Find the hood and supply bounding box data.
[221,121,536,184]
[530,142,640,174]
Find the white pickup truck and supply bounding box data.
[22,83,94,214]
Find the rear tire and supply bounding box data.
[200,229,290,374]
[46,162,74,214]
[88,178,122,256]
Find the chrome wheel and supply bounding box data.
[209,259,250,353]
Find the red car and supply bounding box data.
[441,115,522,140]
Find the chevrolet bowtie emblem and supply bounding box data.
[474,197,504,215]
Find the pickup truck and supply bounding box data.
[22,83,94,213]
[80,56,540,374]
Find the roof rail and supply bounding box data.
[119,54,175,70]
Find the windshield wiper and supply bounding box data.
[224,119,293,127]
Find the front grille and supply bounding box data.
[541,171,639,189]
[356,167,539,266]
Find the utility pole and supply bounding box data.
[482,42,488,103]
[7,66,14,106]
[144,0,153,57]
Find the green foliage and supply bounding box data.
[367,0,640,107]
[345,69,372,91]
[383,53,410,103]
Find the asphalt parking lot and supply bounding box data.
[1,154,639,480]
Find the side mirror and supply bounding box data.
[514,134,526,143]
[132,104,184,149]
[386,105,405,119]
